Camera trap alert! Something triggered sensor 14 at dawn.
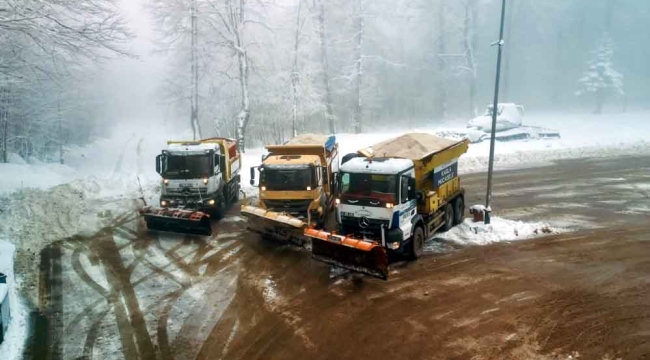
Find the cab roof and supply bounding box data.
[167,142,219,151]
[340,157,413,174]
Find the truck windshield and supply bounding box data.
[163,154,213,179]
[340,172,397,203]
[261,166,314,191]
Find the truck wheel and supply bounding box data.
[442,203,454,232]
[213,194,226,220]
[453,196,465,225]
[408,226,425,260]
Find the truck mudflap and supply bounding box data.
[240,205,309,246]
[305,229,389,280]
[140,207,212,236]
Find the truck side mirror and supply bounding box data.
[156,154,163,175]
[250,167,256,186]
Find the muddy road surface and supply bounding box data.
[28,155,650,360]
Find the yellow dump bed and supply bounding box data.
[364,133,468,185]
[362,133,469,213]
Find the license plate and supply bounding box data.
[327,235,341,243]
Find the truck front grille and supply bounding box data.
[264,199,312,215]
[165,187,208,197]
[340,216,390,238]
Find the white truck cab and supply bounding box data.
[337,156,418,252]
[156,139,241,219]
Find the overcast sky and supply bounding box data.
[99,0,166,124]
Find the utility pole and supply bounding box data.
[484,0,507,225]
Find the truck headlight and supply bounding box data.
[306,186,311,191]
[203,178,209,185]
[208,199,215,205]
[386,203,394,209]
[261,186,266,191]
[335,198,340,205]
[163,179,169,185]
[161,200,168,207]
[389,241,400,250]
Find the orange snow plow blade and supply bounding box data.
[240,205,308,246]
[305,229,389,280]
[140,207,212,236]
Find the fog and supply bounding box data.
[1,0,649,161]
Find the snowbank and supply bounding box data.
[434,217,560,247]
[0,241,27,360]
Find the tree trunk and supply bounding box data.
[190,0,202,140]
[1,90,7,164]
[436,0,448,119]
[291,0,303,138]
[315,0,335,134]
[465,0,478,118]
[235,0,250,152]
[353,0,364,134]
[58,100,64,164]
[605,0,614,33]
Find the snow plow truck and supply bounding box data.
[305,133,469,280]
[140,138,242,236]
[241,134,339,245]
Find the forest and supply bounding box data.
[1,0,648,159]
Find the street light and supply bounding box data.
[484,0,508,225]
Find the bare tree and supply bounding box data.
[436,0,448,119]
[291,0,305,137]
[313,0,336,134]
[353,0,364,134]
[190,0,202,140]
[0,0,131,163]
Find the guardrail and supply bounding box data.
[0,272,9,344]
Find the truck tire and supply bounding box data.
[213,193,226,220]
[442,203,454,232]
[408,226,425,260]
[453,196,465,225]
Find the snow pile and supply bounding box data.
[0,240,27,360]
[436,217,559,246]
[0,181,142,305]
[0,163,77,196]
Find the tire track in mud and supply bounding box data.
[40,244,64,360]
[82,307,111,360]
[39,202,293,360]
[92,232,156,359]
[71,243,110,297]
